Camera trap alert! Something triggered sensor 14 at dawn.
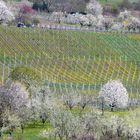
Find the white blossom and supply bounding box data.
[118,10,131,21]
[111,23,123,31]
[2,109,21,132]
[0,82,29,113]
[0,0,14,23]
[86,0,103,16]
[105,17,114,30]
[65,13,82,24]
[131,126,140,140]
[62,92,80,110]
[0,82,30,131]
[51,12,64,22]
[99,80,128,110]
[127,17,140,31]
[79,14,90,26]
[96,15,105,29]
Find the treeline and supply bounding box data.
[31,0,89,13]
[31,0,140,15]
[4,0,140,15]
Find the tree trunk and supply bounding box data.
[111,107,114,112]
[21,125,24,134]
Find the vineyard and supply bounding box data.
[0,26,140,98]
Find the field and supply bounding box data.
[0,26,140,97]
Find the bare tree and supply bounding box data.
[79,94,92,110]
[62,93,79,110]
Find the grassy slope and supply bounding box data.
[98,0,123,7]
[98,0,139,7]
[0,26,140,95]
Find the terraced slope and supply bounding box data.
[0,26,140,96]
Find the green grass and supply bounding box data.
[0,122,51,140]
[13,128,47,140]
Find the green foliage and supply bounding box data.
[32,1,48,12]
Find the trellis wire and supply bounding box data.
[0,27,140,101]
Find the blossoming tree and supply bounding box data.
[0,0,14,23]
[86,0,103,16]
[99,80,128,111]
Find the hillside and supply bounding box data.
[0,26,140,96]
[98,0,123,6]
[98,0,139,6]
